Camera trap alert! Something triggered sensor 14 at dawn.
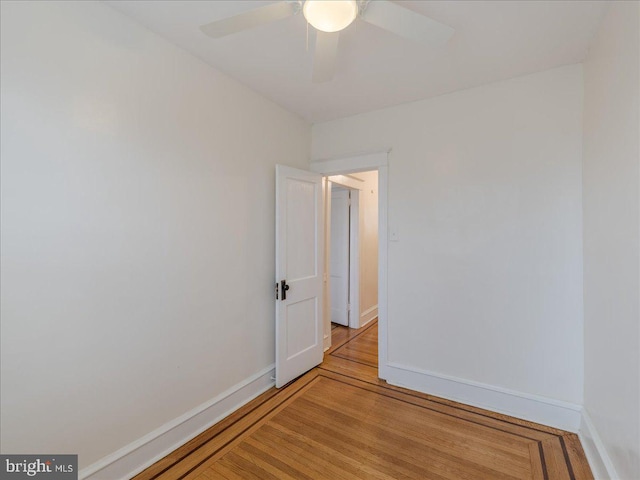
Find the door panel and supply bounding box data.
[286,179,317,280]
[275,165,324,388]
[286,298,318,358]
[330,187,350,326]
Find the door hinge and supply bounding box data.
[275,283,279,300]
[347,303,351,312]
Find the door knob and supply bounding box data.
[281,280,290,300]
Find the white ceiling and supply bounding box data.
[105,1,607,123]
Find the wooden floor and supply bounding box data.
[134,321,593,480]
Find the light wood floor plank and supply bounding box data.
[253,424,372,480]
[279,395,525,480]
[248,428,343,480]
[562,434,595,480]
[541,438,573,480]
[267,419,455,480]
[528,442,547,480]
[303,382,533,477]
[242,435,329,480]
[331,324,378,367]
[249,425,398,480]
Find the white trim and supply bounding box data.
[377,163,389,380]
[579,410,619,480]
[323,332,331,352]
[311,150,389,174]
[80,366,275,480]
[360,305,378,328]
[385,362,582,432]
[348,190,360,329]
[311,150,389,380]
[322,178,333,353]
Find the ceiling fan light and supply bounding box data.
[303,0,358,33]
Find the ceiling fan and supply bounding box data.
[199,0,454,83]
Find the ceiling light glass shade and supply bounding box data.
[303,0,358,33]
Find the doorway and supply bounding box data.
[322,169,380,373]
[311,150,389,379]
[274,152,388,387]
[327,171,378,331]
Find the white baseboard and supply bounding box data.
[579,410,618,480]
[359,305,378,328]
[80,366,275,480]
[385,362,582,432]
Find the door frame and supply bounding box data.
[311,150,389,380]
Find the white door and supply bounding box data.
[330,187,350,326]
[275,165,324,388]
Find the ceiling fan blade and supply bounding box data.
[200,2,298,39]
[312,31,340,83]
[360,0,454,46]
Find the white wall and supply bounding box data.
[312,65,585,408]
[582,1,640,478]
[357,171,379,325]
[0,0,310,473]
